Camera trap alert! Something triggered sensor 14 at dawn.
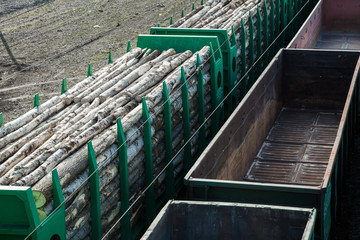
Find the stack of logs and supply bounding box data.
[0,0,281,239]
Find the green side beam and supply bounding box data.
[117,118,131,240]
[181,67,192,173]
[88,141,101,240]
[34,93,39,108]
[61,78,67,95]
[142,98,155,227]
[162,82,175,199]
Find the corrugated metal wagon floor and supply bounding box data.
[244,108,342,186]
[315,32,360,50]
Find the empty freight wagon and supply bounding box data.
[288,0,360,50]
[141,200,316,240]
[184,49,360,240]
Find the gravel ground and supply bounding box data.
[0,0,197,122]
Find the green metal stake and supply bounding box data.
[87,63,92,77]
[270,0,275,58]
[170,17,173,25]
[275,0,280,50]
[117,118,131,240]
[158,23,161,27]
[248,12,255,87]
[197,55,206,152]
[240,19,247,100]
[201,0,204,5]
[181,67,192,172]
[192,3,195,10]
[181,9,184,18]
[51,168,66,240]
[108,51,113,64]
[142,98,155,227]
[263,0,269,65]
[61,78,67,94]
[162,82,175,199]
[127,41,131,53]
[88,141,101,240]
[256,6,262,78]
[33,93,39,108]
[0,113,3,127]
[281,0,288,47]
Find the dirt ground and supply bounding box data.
[0,0,197,123]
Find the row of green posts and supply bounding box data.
[0,0,317,239]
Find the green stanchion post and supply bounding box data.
[181,67,192,173]
[270,0,275,58]
[87,141,101,239]
[170,17,173,25]
[201,0,204,5]
[181,9,184,18]
[263,0,269,65]
[127,41,131,53]
[117,118,131,240]
[197,54,206,152]
[0,113,3,127]
[281,0,288,47]
[192,3,195,10]
[33,93,39,108]
[142,98,155,227]
[162,82,175,199]
[87,63,92,77]
[240,19,247,99]
[61,78,67,94]
[256,6,262,78]
[248,11,255,87]
[108,51,113,64]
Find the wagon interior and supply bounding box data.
[190,50,359,187]
[289,0,360,50]
[142,201,314,240]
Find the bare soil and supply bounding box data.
[0,0,197,123]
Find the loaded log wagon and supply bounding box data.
[184,49,360,240]
[0,0,356,239]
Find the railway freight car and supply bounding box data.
[288,0,360,50]
[141,200,316,240]
[184,49,360,239]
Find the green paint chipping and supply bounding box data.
[33,93,39,108]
